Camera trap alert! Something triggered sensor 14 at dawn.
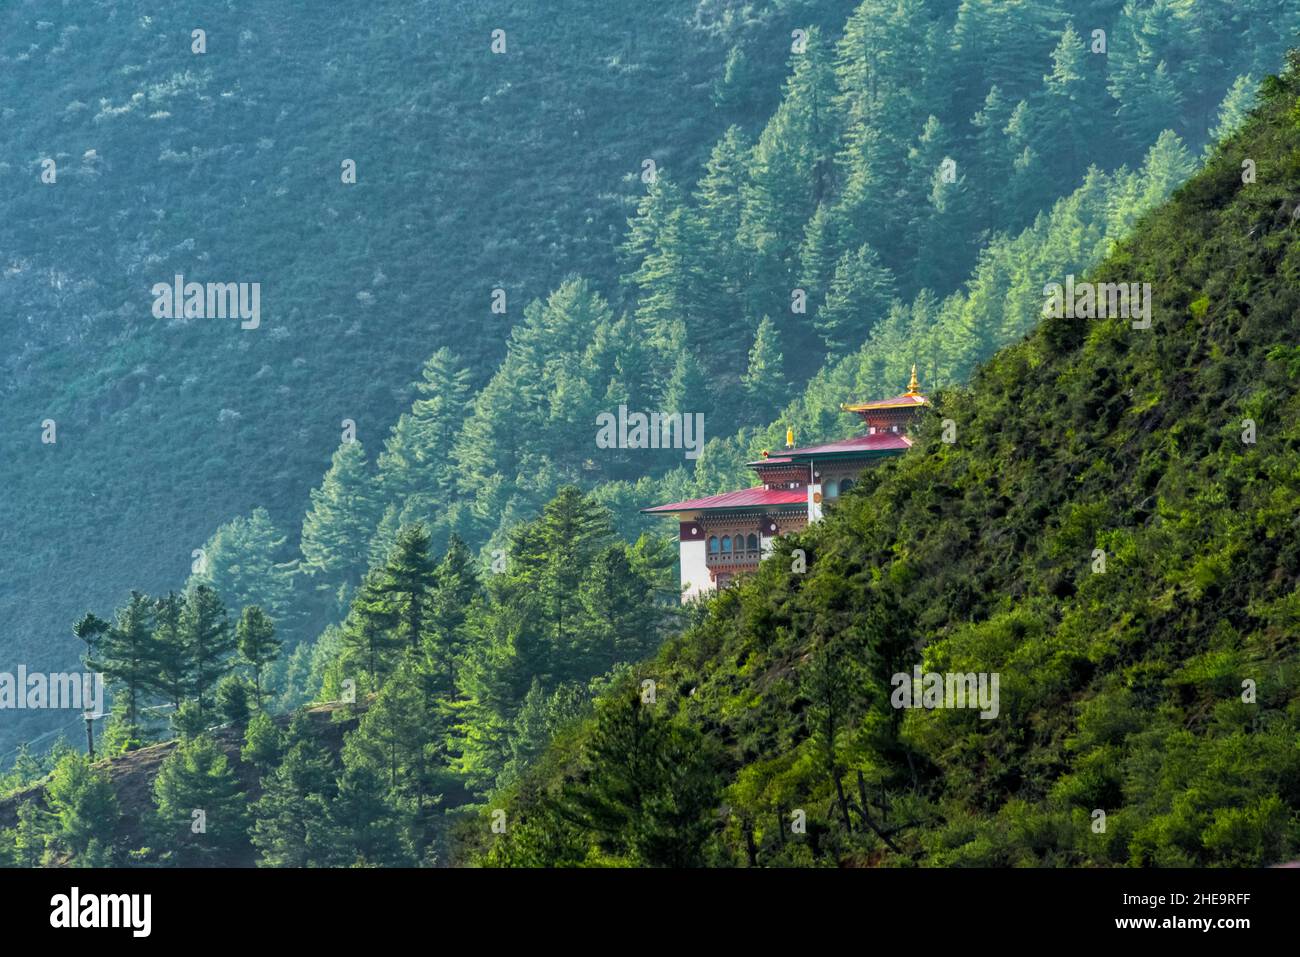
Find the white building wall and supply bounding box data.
[806,483,823,523]
[679,537,710,602]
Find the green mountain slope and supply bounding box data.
[468,55,1300,868]
[7,2,1290,762]
[0,0,839,752]
[283,0,1297,598]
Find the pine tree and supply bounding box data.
[628,531,682,607]
[604,314,653,413]
[216,674,253,727]
[834,0,937,255]
[1129,61,1185,152]
[0,744,43,794]
[148,592,191,712]
[694,125,750,260]
[180,584,235,718]
[73,590,155,746]
[1106,4,1159,135]
[1135,131,1195,213]
[344,659,444,818]
[451,495,605,791]
[152,735,249,863]
[712,44,757,111]
[326,763,409,866]
[452,279,614,497]
[950,0,1062,105]
[170,699,207,740]
[3,801,51,867]
[576,545,659,673]
[739,27,838,319]
[797,202,839,304]
[1207,73,1256,149]
[44,752,118,864]
[366,502,402,571]
[833,120,887,257]
[690,126,752,364]
[241,710,283,771]
[802,643,858,833]
[913,137,974,292]
[188,508,296,638]
[236,605,280,707]
[627,178,697,349]
[339,569,404,692]
[274,639,319,713]
[1108,4,1186,151]
[454,602,536,792]
[900,114,966,288]
[300,440,379,592]
[970,85,1014,230]
[620,174,683,276]
[250,718,337,867]
[1002,99,1043,223]
[497,679,588,789]
[427,534,480,693]
[376,348,474,506]
[836,0,935,136]
[370,524,438,653]
[815,244,897,353]
[558,686,720,866]
[1039,22,1093,179]
[660,344,708,416]
[510,486,619,672]
[101,697,143,757]
[741,316,788,423]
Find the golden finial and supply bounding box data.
[906,364,920,395]
[785,427,794,449]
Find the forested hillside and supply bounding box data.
[1,490,680,865]
[0,0,849,754]
[153,0,1297,725]
[252,0,1295,711]
[9,44,1297,867]
[5,2,1292,759]
[468,55,1300,866]
[5,0,1300,869]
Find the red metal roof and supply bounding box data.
[641,487,808,514]
[747,432,911,465]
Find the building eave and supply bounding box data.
[841,392,930,412]
[641,487,809,514]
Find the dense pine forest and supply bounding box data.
[1,0,853,751]
[2,0,1299,868]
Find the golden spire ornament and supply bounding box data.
[906,364,921,395]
